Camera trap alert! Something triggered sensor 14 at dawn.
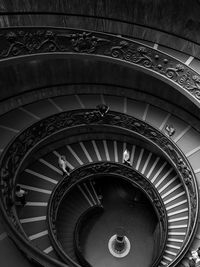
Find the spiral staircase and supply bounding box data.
[1,1,200,267]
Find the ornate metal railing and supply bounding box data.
[0,27,200,105]
[47,162,168,267]
[0,109,198,267]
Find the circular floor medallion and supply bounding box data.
[108,234,131,258]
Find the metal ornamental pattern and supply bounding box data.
[47,162,168,267]
[0,28,200,102]
[0,109,198,267]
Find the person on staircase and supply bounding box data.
[123,149,131,166]
[15,185,27,206]
[189,247,200,267]
[96,104,109,117]
[58,155,70,177]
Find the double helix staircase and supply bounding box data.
[0,93,200,266]
[16,139,189,266]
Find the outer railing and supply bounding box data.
[0,27,200,106]
[0,109,198,267]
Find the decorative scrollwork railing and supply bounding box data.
[0,109,198,267]
[0,27,200,104]
[47,162,168,267]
